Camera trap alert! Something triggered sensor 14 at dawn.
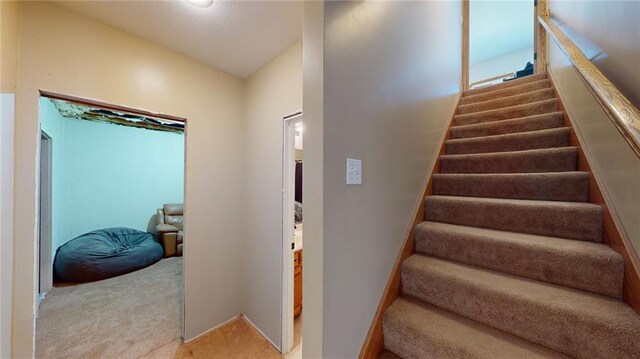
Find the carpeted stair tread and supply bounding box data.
[445,127,570,155]
[414,221,623,297]
[440,147,577,174]
[449,112,565,139]
[425,195,603,242]
[401,255,640,359]
[383,297,569,359]
[454,99,558,126]
[458,88,555,115]
[464,73,548,97]
[433,172,589,202]
[461,79,551,105]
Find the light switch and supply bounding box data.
[346,158,362,185]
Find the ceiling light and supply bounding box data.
[186,0,214,8]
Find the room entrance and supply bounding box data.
[36,91,187,359]
[463,0,540,89]
[282,112,303,356]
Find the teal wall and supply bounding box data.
[39,99,66,259]
[39,98,184,259]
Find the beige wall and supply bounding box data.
[241,42,302,347]
[1,1,20,93]
[13,2,245,356]
[301,2,324,357]
[548,39,640,264]
[549,1,640,107]
[318,1,462,357]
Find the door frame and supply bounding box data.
[36,90,188,338]
[461,0,548,91]
[281,112,302,354]
[38,131,53,298]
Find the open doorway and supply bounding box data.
[466,0,536,88]
[282,112,303,357]
[35,92,186,359]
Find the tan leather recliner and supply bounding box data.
[156,203,184,257]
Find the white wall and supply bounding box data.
[0,1,19,356]
[469,0,533,65]
[316,2,462,357]
[0,93,15,359]
[470,47,533,85]
[241,42,302,348]
[39,98,185,261]
[13,3,244,356]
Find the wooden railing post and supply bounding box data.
[534,0,549,74]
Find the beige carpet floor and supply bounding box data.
[36,257,183,359]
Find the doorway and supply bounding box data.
[282,112,303,356]
[36,91,187,359]
[39,131,53,300]
[464,0,537,89]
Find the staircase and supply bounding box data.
[381,74,640,358]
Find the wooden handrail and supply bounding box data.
[538,16,640,158]
[469,72,516,89]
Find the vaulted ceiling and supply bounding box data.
[56,1,303,78]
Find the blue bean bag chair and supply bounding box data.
[53,227,163,282]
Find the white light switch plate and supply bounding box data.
[346,158,362,185]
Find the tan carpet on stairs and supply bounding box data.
[36,257,183,359]
[381,73,640,358]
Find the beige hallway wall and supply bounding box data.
[241,42,302,347]
[319,1,462,357]
[13,2,245,357]
[549,1,640,107]
[548,38,640,270]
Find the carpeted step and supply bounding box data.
[440,147,578,174]
[461,79,551,105]
[457,88,555,115]
[454,99,558,126]
[432,172,589,202]
[414,221,623,297]
[424,195,603,242]
[383,297,568,359]
[464,73,548,96]
[401,255,640,359]
[449,112,565,139]
[445,127,570,155]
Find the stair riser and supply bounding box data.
[433,173,589,202]
[401,260,638,359]
[458,89,555,115]
[464,73,547,96]
[455,100,558,126]
[415,224,623,297]
[445,128,570,155]
[450,113,564,139]
[461,80,551,105]
[440,148,578,174]
[425,197,603,242]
